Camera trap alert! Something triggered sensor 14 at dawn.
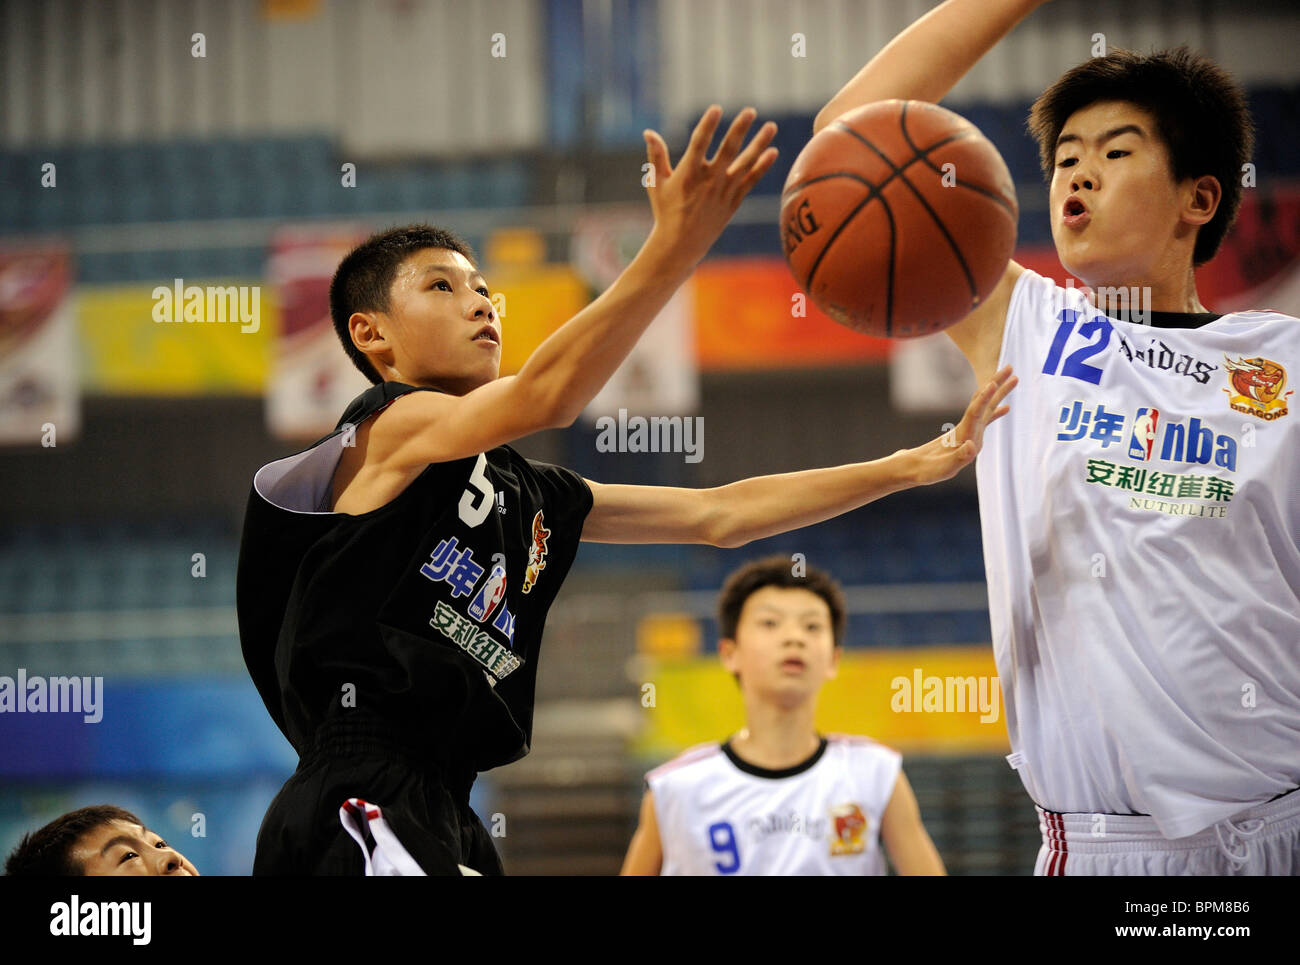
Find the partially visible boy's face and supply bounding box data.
[69,819,200,876]
[353,247,500,392]
[721,586,839,705]
[1049,99,1215,289]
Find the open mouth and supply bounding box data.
[1062,196,1089,227]
[472,325,499,345]
[780,659,806,672]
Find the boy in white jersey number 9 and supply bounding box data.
[622,557,945,876]
[814,0,1300,874]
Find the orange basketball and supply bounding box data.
[781,100,1018,338]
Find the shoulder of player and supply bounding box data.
[645,741,725,782]
[824,732,902,761]
[1209,308,1300,327]
[365,387,455,440]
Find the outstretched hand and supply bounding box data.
[642,106,779,269]
[908,365,1017,485]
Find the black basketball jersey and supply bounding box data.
[236,381,592,772]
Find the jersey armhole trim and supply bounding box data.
[999,266,1042,371]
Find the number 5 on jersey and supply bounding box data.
[459,453,495,528]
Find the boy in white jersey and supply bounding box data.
[814,0,1300,874]
[621,557,945,875]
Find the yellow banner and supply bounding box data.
[635,646,1008,760]
[75,268,587,395]
[491,265,591,375]
[79,282,275,394]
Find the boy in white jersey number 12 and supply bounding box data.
[816,0,1300,874]
[621,557,945,876]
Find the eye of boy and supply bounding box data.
[73,822,199,876]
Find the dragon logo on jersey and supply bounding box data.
[1223,356,1291,421]
[829,803,868,856]
[522,511,550,594]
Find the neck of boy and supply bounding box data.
[1091,264,1208,314]
[732,702,822,771]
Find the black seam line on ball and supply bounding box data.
[801,176,896,336]
[780,170,878,201]
[799,121,969,306]
[793,120,970,328]
[835,108,977,303]
[899,110,1017,216]
[782,122,966,200]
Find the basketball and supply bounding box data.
[781,100,1019,338]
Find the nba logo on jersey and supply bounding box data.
[1128,407,1160,461]
[829,803,868,856]
[467,564,507,623]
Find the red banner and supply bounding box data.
[0,246,78,446]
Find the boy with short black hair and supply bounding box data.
[815,0,1299,874]
[622,556,946,876]
[238,107,1014,875]
[5,805,199,876]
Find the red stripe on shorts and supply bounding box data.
[1045,812,1067,876]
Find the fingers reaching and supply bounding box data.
[727,126,779,202]
[959,365,1016,438]
[643,129,671,185]
[709,107,758,171]
[681,105,724,168]
[680,105,779,202]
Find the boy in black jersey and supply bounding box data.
[237,106,1016,875]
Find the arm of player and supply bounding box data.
[813,0,1049,385]
[581,367,1015,546]
[372,108,780,470]
[879,770,947,876]
[813,0,1048,134]
[619,790,664,876]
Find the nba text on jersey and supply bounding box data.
[0,670,102,723]
[49,896,151,945]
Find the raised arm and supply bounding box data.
[582,367,1016,546]
[374,107,779,469]
[813,0,1046,134]
[814,0,1050,384]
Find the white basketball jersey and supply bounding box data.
[647,735,901,875]
[977,268,1300,839]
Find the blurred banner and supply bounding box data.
[0,247,79,446]
[694,257,894,370]
[635,646,1009,759]
[890,332,979,414]
[265,226,373,440]
[79,282,272,394]
[573,211,701,420]
[489,263,590,376]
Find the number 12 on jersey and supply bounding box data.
[1042,309,1113,385]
